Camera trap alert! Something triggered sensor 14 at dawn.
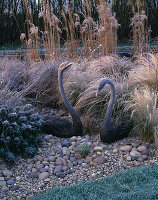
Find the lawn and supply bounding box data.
[29,163,158,200]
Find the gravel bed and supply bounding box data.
[0,133,158,200]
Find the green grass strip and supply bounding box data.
[29,163,158,200]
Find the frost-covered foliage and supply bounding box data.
[0,104,43,165]
[78,142,90,158]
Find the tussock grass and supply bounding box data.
[129,53,158,89]
[125,87,158,143]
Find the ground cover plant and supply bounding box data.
[0,103,43,164]
[29,163,158,200]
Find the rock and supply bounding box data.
[70,157,76,162]
[27,164,33,171]
[142,155,148,160]
[85,157,92,163]
[137,157,144,162]
[133,161,140,166]
[29,172,39,178]
[54,166,62,174]
[39,168,47,173]
[130,150,141,157]
[56,172,66,178]
[44,135,53,141]
[141,149,149,156]
[119,145,132,152]
[62,166,68,172]
[6,179,15,185]
[137,146,147,152]
[93,156,106,164]
[36,164,44,170]
[96,151,102,156]
[32,168,38,173]
[81,163,90,168]
[126,156,131,161]
[55,158,63,165]
[0,177,6,187]
[155,150,158,156]
[62,147,68,155]
[113,149,118,153]
[39,172,49,180]
[37,156,43,161]
[70,136,77,142]
[131,156,137,161]
[2,170,13,178]
[1,185,8,192]
[61,140,72,148]
[94,146,103,152]
[48,156,55,162]
[74,153,82,160]
[10,185,19,191]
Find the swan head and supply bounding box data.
[58,62,72,72]
[96,78,112,96]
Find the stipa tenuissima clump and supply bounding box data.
[0,104,43,165]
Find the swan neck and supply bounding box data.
[58,69,82,131]
[102,81,115,130]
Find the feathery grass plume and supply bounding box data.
[129,53,158,89]
[88,55,134,78]
[128,0,150,54]
[22,0,40,60]
[80,0,97,57]
[39,0,61,60]
[125,87,158,143]
[19,61,61,107]
[61,4,79,59]
[97,1,119,55]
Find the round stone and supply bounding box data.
[130,150,141,157]
[29,172,39,178]
[96,151,102,156]
[113,148,118,153]
[48,156,55,162]
[0,177,6,187]
[54,166,62,174]
[39,172,49,180]
[2,170,13,178]
[61,140,72,148]
[94,146,103,152]
[7,179,15,185]
[55,158,63,165]
[93,156,106,164]
[119,145,132,152]
[137,146,147,152]
[44,135,53,141]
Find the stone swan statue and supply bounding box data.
[42,62,82,138]
[96,78,133,143]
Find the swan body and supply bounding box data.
[96,78,132,143]
[42,62,82,138]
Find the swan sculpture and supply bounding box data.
[42,62,82,138]
[96,78,133,143]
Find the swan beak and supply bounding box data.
[96,90,99,97]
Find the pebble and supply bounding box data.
[62,140,72,147]
[0,134,158,200]
[6,179,15,185]
[94,146,103,152]
[93,156,106,164]
[2,170,13,178]
[119,145,132,152]
[39,172,49,180]
[130,150,142,157]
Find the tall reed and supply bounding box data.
[129,0,150,54]
[97,1,119,55]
